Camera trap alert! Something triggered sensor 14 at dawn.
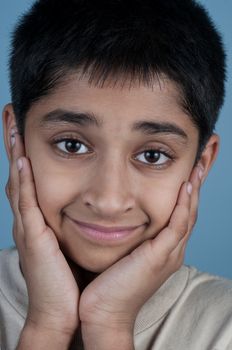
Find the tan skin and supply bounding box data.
[3,75,219,349]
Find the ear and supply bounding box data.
[2,103,18,161]
[196,134,220,183]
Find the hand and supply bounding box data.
[6,129,79,337]
[79,166,202,346]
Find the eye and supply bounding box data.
[135,149,172,167]
[54,138,90,155]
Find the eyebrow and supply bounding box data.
[39,109,101,128]
[39,108,188,141]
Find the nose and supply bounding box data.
[81,157,135,219]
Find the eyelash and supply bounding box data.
[52,137,176,169]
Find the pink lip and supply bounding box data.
[74,219,141,233]
[67,217,144,242]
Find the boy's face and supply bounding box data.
[9,76,201,272]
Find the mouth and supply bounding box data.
[66,216,146,244]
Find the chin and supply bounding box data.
[77,254,119,273]
[80,262,110,274]
[67,247,126,274]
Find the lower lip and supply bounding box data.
[68,218,143,243]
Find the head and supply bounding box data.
[3,0,225,272]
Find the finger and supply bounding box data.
[8,130,25,238]
[188,165,202,232]
[178,165,203,248]
[167,181,191,242]
[8,129,26,214]
[17,156,48,246]
[151,181,191,256]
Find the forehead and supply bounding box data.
[26,74,198,138]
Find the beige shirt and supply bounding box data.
[1,247,232,350]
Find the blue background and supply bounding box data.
[1,0,231,278]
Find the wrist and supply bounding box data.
[81,323,134,350]
[17,322,76,350]
[25,310,78,335]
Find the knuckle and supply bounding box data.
[5,183,10,199]
[171,222,188,243]
[179,221,189,237]
[18,197,31,214]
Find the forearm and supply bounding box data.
[82,324,134,350]
[16,323,75,350]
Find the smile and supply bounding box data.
[66,216,145,243]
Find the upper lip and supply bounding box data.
[69,218,143,233]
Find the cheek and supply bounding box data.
[30,159,74,230]
[141,157,195,234]
[142,178,184,233]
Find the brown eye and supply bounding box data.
[55,139,89,154]
[65,140,81,153]
[144,150,161,163]
[135,149,170,166]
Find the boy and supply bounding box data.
[1,0,232,349]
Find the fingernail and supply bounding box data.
[187,182,192,195]
[10,128,17,136]
[17,158,23,171]
[10,135,15,147]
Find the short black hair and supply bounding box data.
[9,0,226,154]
